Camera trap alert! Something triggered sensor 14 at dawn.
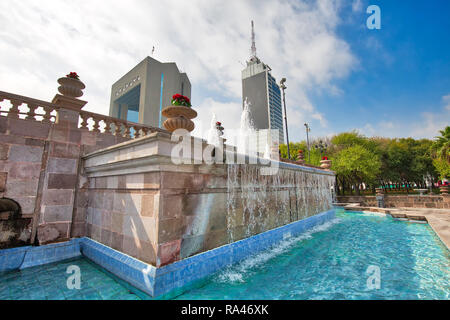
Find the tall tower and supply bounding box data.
[251,20,257,59]
[241,21,284,151]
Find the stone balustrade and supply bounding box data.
[0,90,165,138]
[78,109,166,138]
[0,90,58,123]
[0,83,168,248]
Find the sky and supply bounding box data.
[0,0,449,143]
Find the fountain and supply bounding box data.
[226,164,335,243]
[238,97,256,155]
[263,142,271,159]
[206,113,222,147]
[0,72,337,299]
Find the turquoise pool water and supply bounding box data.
[173,210,450,300]
[1,210,449,300]
[0,257,145,300]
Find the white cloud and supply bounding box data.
[0,0,357,144]
[357,108,450,139]
[443,94,450,111]
[352,0,363,12]
[409,111,449,139]
[365,36,394,66]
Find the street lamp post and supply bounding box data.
[280,78,290,159]
[304,123,311,162]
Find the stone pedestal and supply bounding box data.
[52,75,87,128]
[375,188,385,208]
[296,151,305,165]
[320,159,332,170]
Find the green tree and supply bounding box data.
[431,126,450,179]
[330,131,365,148]
[280,130,440,195]
[332,144,381,195]
[409,139,438,187]
[279,142,306,160]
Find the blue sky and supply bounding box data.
[0,0,448,143]
[308,0,450,139]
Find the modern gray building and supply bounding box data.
[109,56,191,128]
[241,21,284,149]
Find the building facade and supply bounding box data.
[241,22,284,153]
[109,57,191,128]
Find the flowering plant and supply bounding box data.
[216,121,222,126]
[171,94,191,107]
[298,150,303,153]
[66,72,80,80]
[322,156,328,160]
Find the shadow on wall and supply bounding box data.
[86,188,158,266]
[0,197,32,249]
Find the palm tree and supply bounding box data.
[431,126,450,161]
[431,126,450,180]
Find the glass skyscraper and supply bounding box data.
[267,73,284,143]
[241,22,285,151]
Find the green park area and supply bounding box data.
[280,126,450,196]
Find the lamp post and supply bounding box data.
[304,123,311,162]
[280,78,290,159]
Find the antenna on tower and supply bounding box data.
[251,20,257,58]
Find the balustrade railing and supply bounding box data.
[0,91,58,123]
[0,90,165,138]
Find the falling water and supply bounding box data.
[226,164,334,243]
[207,113,221,147]
[263,143,271,159]
[237,97,256,155]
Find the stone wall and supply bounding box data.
[0,113,130,248]
[337,195,450,209]
[83,132,335,267]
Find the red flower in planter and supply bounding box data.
[66,72,79,80]
[322,156,328,160]
[171,93,192,107]
[216,121,222,126]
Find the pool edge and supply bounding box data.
[0,209,336,298]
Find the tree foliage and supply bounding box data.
[431,126,450,179]
[279,127,447,194]
[333,144,381,186]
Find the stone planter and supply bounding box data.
[161,105,197,133]
[320,159,331,169]
[296,151,305,165]
[57,77,85,98]
[440,186,449,195]
[216,124,226,144]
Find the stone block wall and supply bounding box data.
[85,173,160,266]
[337,195,450,209]
[83,133,335,267]
[0,115,130,247]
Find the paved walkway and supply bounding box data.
[336,203,450,250]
